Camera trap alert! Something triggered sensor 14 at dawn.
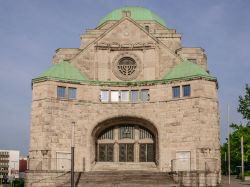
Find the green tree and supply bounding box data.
[221,84,250,175]
[238,84,250,123]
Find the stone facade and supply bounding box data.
[27,7,220,187]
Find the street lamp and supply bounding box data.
[71,122,75,187]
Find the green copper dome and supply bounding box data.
[163,60,216,81]
[34,60,88,82]
[99,6,166,26]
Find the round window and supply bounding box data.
[117,57,137,76]
[113,53,141,81]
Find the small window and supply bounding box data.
[68,87,77,99]
[100,90,109,102]
[111,91,119,102]
[141,89,149,102]
[131,90,139,103]
[121,90,129,102]
[188,59,197,64]
[172,86,180,98]
[183,85,191,97]
[57,86,66,98]
[145,26,149,32]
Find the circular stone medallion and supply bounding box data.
[112,53,141,81]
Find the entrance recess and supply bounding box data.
[96,125,155,163]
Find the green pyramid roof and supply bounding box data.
[34,61,88,82]
[163,60,216,81]
[99,6,166,26]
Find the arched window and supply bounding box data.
[96,125,155,163]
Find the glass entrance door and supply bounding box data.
[97,125,155,163]
[139,143,154,162]
[98,144,114,162]
[119,143,134,162]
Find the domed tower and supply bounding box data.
[27,6,220,187]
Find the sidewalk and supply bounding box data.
[221,176,250,187]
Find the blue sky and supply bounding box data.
[0,0,249,156]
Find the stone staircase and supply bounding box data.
[59,171,179,187]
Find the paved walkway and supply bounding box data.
[221,176,250,187]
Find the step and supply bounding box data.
[59,171,179,187]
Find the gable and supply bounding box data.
[98,18,156,45]
[70,18,182,81]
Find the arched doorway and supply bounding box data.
[92,117,158,164]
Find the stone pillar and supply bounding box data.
[114,127,119,162]
[134,126,140,162]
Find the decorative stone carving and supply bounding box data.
[95,42,155,50]
[112,52,141,80]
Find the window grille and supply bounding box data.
[139,128,153,139]
[117,57,137,76]
[119,126,134,139]
[98,144,114,162]
[98,128,113,139]
[119,144,134,162]
[139,143,154,162]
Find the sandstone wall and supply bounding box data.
[29,79,219,173]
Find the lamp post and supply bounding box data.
[241,136,244,181]
[227,105,231,184]
[71,122,75,187]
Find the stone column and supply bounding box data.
[134,126,140,162]
[114,127,119,162]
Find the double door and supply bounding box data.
[98,143,154,162]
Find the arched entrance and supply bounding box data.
[92,117,158,164]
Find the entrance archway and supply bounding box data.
[92,116,158,164]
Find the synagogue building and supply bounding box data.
[26,6,220,187]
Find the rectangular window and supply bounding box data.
[119,143,134,162]
[98,144,114,162]
[131,90,139,103]
[183,85,191,97]
[141,89,149,102]
[68,87,77,99]
[121,90,129,102]
[100,90,109,102]
[139,143,154,162]
[111,90,119,102]
[172,86,180,98]
[57,86,66,98]
[188,58,197,64]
